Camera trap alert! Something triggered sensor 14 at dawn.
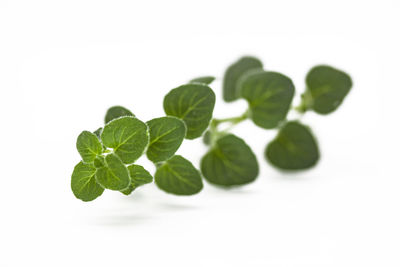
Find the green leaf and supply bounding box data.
[163,83,215,139]
[202,130,211,145]
[121,164,153,195]
[240,71,295,129]
[305,65,352,114]
[93,156,105,168]
[201,134,258,186]
[71,161,104,202]
[95,153,130,190]
[93,127,103,139]
[155,155,203,195]
[76,131,103,163]
[146,116,186,163]
[265,121,319,170]
[190,76,215,85]
[223,56,263,102]
[105,106,134,124]
[101,117,149,164]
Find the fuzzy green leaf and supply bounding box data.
[305,65,352,114]
[146,116,186,163]
[163,84,215,139]
[71,162,104,202]
[76,131,103,163]
[190,76,215,85]
[240,71,295,129]
[223,56,263,102]
[95,153,130,190]
[265,121,319,170]
[105,106,134,123]
[101,117,149,164]
[155,155,203,195]
[121,164,153,195]
[201,134,259,186]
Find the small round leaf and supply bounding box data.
[121,164,153,195]
[95,153,130,190]
[71,161,104,202]
[146,116,186,163]
[190,76,215,85]
[76,131,103,163]
[240,71,295,129]
[265,121,319,170]
[155,155,203,195]
[306,65,352,114]
[201,134,259,186]
[163,84,215,139]
[101,117,149,164]
[223,56,263,102]
[105,106,134,123]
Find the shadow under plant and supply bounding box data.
[71,56,352,202]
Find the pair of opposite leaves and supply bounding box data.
[218,56,352,171]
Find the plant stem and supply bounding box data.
[294,89,312,114]
[207,110,250,146]
[212,110,249,126]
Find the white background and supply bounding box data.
[1,0,399,266]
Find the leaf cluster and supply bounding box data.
[71,56,352,201]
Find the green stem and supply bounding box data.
[212,110,249,126]
[207,110,250,146]
[294,89,312,114]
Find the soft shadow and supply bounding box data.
[206,185,255,195]
[156,202,198,211]
[92,214,153,227]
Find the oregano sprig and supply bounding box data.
[71,56,352,201]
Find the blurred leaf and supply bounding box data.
[305,65,352,114]
[163,84,215,139]
[223,56,263,102]
[265,121,319,170]
[240,71,294,129]
[202,130,211,145]
[155,155,203,195]
[201,134,258,186]
[190,76,215,85]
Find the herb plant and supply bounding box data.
[71,56,352,201]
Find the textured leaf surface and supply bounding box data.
[190,76,215,85]
[101,117,149,164]
[201,134,258,186]
[241,71,295,129]
[121,164,153,195]
[76,131,103,163]
[266,121,319,170]
[71,162,104,201]
[306,65,352,114]
[146,116,186,163]
[95,153,130,190]
[155,155,203,195]
[163,84,215,139]
[223,56,263,102]
[105,106,134,123]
